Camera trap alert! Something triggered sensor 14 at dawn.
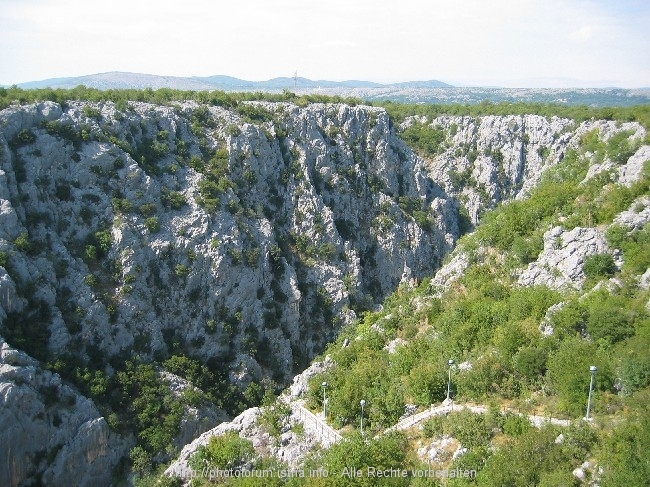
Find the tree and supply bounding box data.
[476,426,564,486]
[305,432,410,487]
[584,292,634,345]
[598,391,650,486]
[513,345,548,383]
[189,431,255,472]
[546,338,612,416]
[405,363,447,405]
[583,253,616,280]
[144,216,161,233]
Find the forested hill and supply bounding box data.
[0,87,648,486]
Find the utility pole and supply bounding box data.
[585,366,597,420]
[447,359,455,402]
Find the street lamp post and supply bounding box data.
[585,366,597,420]
[447,359,455,402]
[360,400,366,436]
[322,382,327,418]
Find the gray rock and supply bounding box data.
[0,99,460,379]
[618,145,650,186]
[518,226,610,290]
[639,268,650,291]
[0,337,129,487]
[165,407,261,479]
[613,196,650,230]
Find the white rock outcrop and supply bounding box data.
[518,226,610,290]
[0,337,129,487]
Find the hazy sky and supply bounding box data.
[1,0,648,88]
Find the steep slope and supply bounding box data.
[0,98,460,485]
[0,100,461,374]
[1,96,648,484]
[409,114,645,222]
[162,114,650,486]
[0,337,129,487]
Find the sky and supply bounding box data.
[1,0,649,88]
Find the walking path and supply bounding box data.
[291,401,342,447]
[387,402,571,433]
[296,400,571,447]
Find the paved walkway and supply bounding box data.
[291,401,342,447]
[295,400,571,447]
[387,402,571,433]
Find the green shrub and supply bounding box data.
[447,410,494,449]
[84,274,98,287]
[82,105,102,119]
[236,103,274,124]
[84,244,98,261]
[606,224,650,275]
[422,416,445,438]
[477,427,570,487]
[584,292,634,344]
[9,129,36,149]
[14,232,32,252]
[189,431,255,471]
[174,264,189,278]
[583,253,616,279]
[139,203,157,216]
[144,217,160,233]
[401,123,445,157]
[546,337,612,416]
[162,190,186,210]
[225,124,241,137]
[309,432,409,485]
[606,130,638,164]
[502,413,532,436]
[598,394,650,486]
[112,197,133,213]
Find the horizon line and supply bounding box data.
[2,71,649,91]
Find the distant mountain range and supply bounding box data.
[13,71,453,91]
[9,72,650,107]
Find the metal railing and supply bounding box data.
[387,402,569,433]
[293,403,342,447]
[291,400,572,446]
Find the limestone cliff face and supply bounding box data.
[0,337,129,487]
[1,99,646,484]
[425,117,649,295]
[419,115,645,222]
[0,100,459,380]
[0,99,459,484]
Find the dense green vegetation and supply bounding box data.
[0,85,362,112]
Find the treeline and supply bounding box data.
[2,85,649,130]
[0,85,362,111]
[375,99,650,129]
